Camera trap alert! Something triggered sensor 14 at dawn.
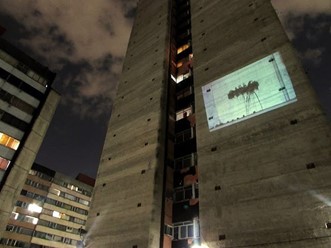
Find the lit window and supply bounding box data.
[52,211,61,218]
[176,107,192,121]
[31,217,38,225]
[177,61,183,68]
[28,170,37,176]
[171,74,176,82]
[0,132,20,150]
[10,212,19,220]
[177,44,190,54]
[0,157,10,170]
[50,188,61,196]
[173,219,199,240]
[79,199,90,206]
[28,203,42,213]
[176,71,192,84]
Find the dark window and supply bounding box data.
[0,89,35,114]
[0,111,29,131]
[0,67,44,100]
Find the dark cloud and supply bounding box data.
[284,14,331,67]
[0,0,138,119]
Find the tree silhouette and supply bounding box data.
[227,80,263,114]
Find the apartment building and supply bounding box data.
[0,36,60,234]
[0,163,94,248]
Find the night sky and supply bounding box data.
[0,1,330,178]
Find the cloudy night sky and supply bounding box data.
[0,0,330,178]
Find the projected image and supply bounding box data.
[202,52,297,131]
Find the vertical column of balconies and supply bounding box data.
[163,0,200,247]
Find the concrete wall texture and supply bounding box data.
[87,0,331,247]
[86,0,171,247]
[191,0,331,247]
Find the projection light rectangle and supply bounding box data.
[202,52,297,131]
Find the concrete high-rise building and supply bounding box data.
[0,163,94,248]
[0,37,60,235]
[86,1,331,248]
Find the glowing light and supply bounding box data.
[11,212,19,220]
[52,188,61,196]
[52,211,61,218]
[202,52,296,131]
[32,217,39,225]
[28,203,42,213]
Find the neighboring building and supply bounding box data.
[86,1,331,248]
[0,37,60,235]
[0,163,94,248]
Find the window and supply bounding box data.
[0,111,28,131]
[16,201,29,208]
[63,192,76,201]
[177,61,183,68]
[175,128,194,144]
[174,153,196,170]
[177,43,190,54]
[0,67,44,100]
[16,63,29,74]
[79,198,90,206]
[0,156,10,170]
[0,238,29,247]
[176,70,192,83]
[34,231,75,244]
[10,212,39,224]
[24,215,38,224]
[25,179,49,191]
[10,212,19,220]
[27,70,47,86]
[45,198,88,215]
[0,132,20,150]
[29,170,53,181]
[50,188,61,196]
[0,49,47,87]
[176,106,192,121]
[21,190,46,202]
[165,224,173,236]
[177,86,192,100]
[0,49,19,67]
[173,219,199,240]
[28,203,42,213]
[174,184,198,202]
[6,225,34,236]
[52,211,61,218]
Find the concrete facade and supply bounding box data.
[86,0,172,247]
[87,1,331,248]
[191,1,331,247]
